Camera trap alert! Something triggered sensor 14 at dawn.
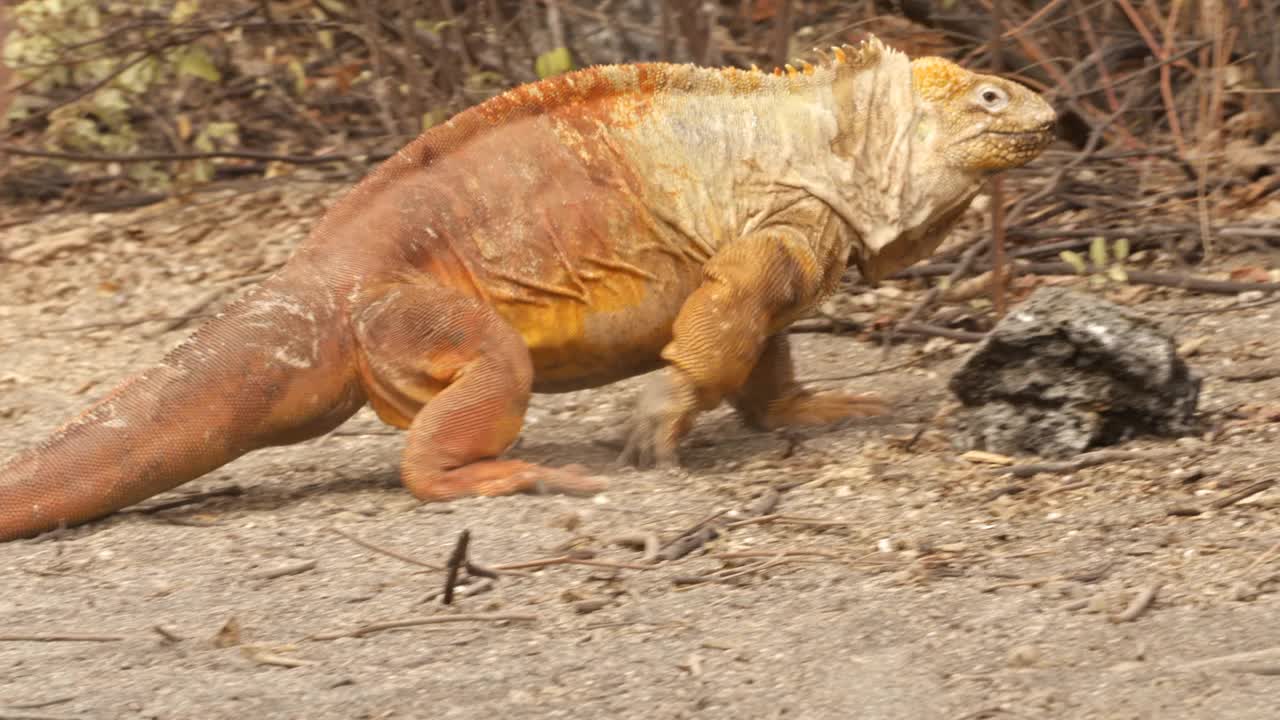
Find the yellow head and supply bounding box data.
[910,56,1056,173]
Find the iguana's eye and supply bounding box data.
[976,85,1009,112]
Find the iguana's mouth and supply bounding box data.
[986,121,1055,142]
[986,129,1052,140]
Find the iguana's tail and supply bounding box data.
[0,279,365,541]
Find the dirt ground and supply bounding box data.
[1,181,1278,720]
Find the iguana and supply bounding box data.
[0,37,1054,541]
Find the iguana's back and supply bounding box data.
[304,62,856,390]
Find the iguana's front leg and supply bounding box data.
[731,333,886,430]
[622,229,872,466]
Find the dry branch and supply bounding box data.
[1111,584,1160,623]
[1209,480,1275,510]
[999,448,1184,478]
[0,633,125,642]
[896,261,1280,296]
[443,529,471,605]
[329,526,443,571]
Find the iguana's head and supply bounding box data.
[910,56,1056,175]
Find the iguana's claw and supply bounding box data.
[618,412,679,469]
[617,371,694,469]
[522,463,609,496]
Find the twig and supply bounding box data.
[21,566,120,589]
[310,613,537,640]
[241,645,317,668]
[655,509,727,559]
[246,559,317,580]
[657,528,718,562]
[420,577,496,605]
[711,550,842,560]
[1157,294,1280,318]
[999,448,1183,478]
[1209,479,1275,510]
[329,526,443,571]
[0,699,74,712]
[898,261,1280,296]
[1219,364,1280,383]
[443,529,471,605]
[746,488,782,516]
[1237,540,1280,578]
[35,312,213,335]
[605,532,662,563]
[1111,583,1160,623]
[152,625,184,642]
[0,143,358,166]
[723,514,855,529]
[895,322,987,343]
[982,575,1062,592]
[886,238,988,356]
[131,485,243,514]
[989,174,1008,317]
[1183,646,1280,674]
[659,488,785,561]
[802,349,941,384]
[674,549,844,587]
[952,706,1016,720]
[0,633,125,642]
[490,556,654,571]
[689,552,792,585]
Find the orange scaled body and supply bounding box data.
[0,38,1055,540]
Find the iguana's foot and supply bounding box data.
[744,389,889,430]
[618,370,698,468]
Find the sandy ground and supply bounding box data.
[1,184,1278,720]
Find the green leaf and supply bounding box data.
[193,121,238,152]
[415,18,457,35]
[192,158,214,183]
[171,0,200,23]
[202,121,238,140]
[288,58,307,96]
[535,47,573,79]
[1113,237,1130,261]
[1105,265,1129,283]
[177,46,221,83]
[421,110,445,131]
[314,0,347,15]
[1059,251,1088,275]
[1088,236,1108,269]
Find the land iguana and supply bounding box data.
[0,37,1055,541]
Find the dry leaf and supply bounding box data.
[960,450,1015,466]
[241,645,317,668]
[213,617,242,648]
[1229,266,1272,284]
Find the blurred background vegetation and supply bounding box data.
[0,1,1276,214]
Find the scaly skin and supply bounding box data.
[0,37,1055,540]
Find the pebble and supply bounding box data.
[1007,644,1040,668]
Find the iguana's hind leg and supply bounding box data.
[731,333,886,431]
[353,283,605,501]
